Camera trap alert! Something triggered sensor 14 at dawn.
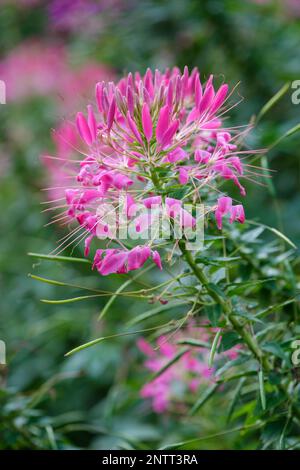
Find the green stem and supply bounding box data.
[178,240,270,370]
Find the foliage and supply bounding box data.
[0,0,299,450]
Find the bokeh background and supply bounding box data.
[0,0,299,449]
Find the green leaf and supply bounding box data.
[256,299,296,319]
[65,323,172,356]
[151,348,189,380]
[227,279,274,296]
[127,301,187,326]
[262,342,288,361]
[256,82,291,123]
[98,279,132,320]
[258,369,266,411]
[241,226,264,243]
[234,309,264,324]
[218,331,240,352]
[227,378,246,423]
[195,255,241,266]
[176,338,210,348]
[206,303,222,327]
[41,294,101,304]
[207,282,227,300]
[208,329,222,368]
[189,383,219,416]
[247,221,296,249]
[270,123,300,149]
[99,265,154,320]
[215,356,249,378]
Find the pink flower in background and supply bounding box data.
[47,67,254,275]
[42,121,82,205]
[0,42,67,101]
[0,41,113,107]
[138,325,241,413]
[48,0,122,32]
[286,0,300,16]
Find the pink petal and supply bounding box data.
[199,85,215,114]
[152,250,162,270]
[95,82,104,113]
[142,103,153,142]
[99,250,128,275]
[76,112,92,146]
[107,97,116,131]
[87,105,97,141]
[156,105,170,144]
[127,112,143,145]
[209,84,228,115]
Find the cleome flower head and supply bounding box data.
[46,67,258,275]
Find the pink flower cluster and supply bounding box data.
[138,326,240,413]
[49,67,252,275]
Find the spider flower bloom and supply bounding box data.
[49,67,255,275]
[138,325,241,413]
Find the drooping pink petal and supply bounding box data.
[127,245,151,271]
[230,204,245,224]
[99,250,128,275]
[152,250,163,270]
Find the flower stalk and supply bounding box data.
[178,240,270,371]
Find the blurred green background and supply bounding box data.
[0,0,299,449]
